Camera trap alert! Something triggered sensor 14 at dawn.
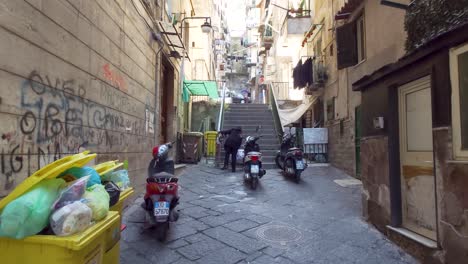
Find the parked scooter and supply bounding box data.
[142,142,179,241]
[243,126,266,189]
[275,129,307,182]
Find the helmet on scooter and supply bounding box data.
[157,144,170,161]
[246,136,254,143]
[152,146,159,157]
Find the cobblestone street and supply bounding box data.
[120,164,418,264]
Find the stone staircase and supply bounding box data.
[220,104,280,169]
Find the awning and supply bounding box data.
[278,101,313,127]
[183,81,219,102]
[335,0,364,20]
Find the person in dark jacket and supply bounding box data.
[220,127,243,172]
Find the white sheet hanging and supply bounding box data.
[277,101,313,127]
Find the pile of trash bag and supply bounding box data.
[0,163,131,239]
[102,170,130,190]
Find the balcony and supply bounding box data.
[287,17,312,35]
[286,0,312,35]
[306,61,328,95]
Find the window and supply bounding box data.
[315,37,322,58]
[326,97,335,122]
[450,42,468,159]
[336,14,366,69]
[356,16,366,62]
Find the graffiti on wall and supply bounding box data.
[0,70,154,196]
[103,64,127,92]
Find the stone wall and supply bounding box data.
[433,127,468,262]
[0,0,161,197]
[360,136,391,232]
[327,119,356,177]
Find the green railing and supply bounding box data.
[269,85,284,143]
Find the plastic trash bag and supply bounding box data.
[52,176,89,210]
[60,167,101,188]
[102,170,130,190]
[0,178,65,239]
[82,184,110,221]
[50,201,92,236]
[103,181,121,207]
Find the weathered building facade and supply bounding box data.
[353,1,468,262]
[0,0,217,197]
[314,0,408,177]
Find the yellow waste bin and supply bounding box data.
[205,131,218,157]
[110,188,135,216]
[0,152,121,264]
[0,212,121,264]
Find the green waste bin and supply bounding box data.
[181,132,203,163]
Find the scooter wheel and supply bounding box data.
[251,178,258,190]
[275,155,284,170]
[294,171,301,183]
[156,222,169,242]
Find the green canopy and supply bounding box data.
[183,81,219,102]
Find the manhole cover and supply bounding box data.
[256,225,303,244]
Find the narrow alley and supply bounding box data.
[0,0,467,263]
[120,164,417,264]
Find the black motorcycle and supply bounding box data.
[243,126,266,189]
[275,131,307,182]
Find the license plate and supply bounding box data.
[154,202,170,216]
[251,165,259,173]
[296,160,304,170]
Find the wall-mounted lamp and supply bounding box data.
[201,20,212,33]
[180,17,213,34]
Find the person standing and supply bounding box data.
[219,127,243,172]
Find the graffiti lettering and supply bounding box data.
[103,64,127,92]
[0,70,152,197]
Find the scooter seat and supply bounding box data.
[152,172,174,178]
[246,151,261,155]
[288,147,301,151]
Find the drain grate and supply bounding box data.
[256,224,303,244]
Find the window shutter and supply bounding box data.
[327,98,335,121]
[336,22,358,69]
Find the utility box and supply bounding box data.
[181,132,203,163]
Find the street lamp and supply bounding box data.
[179,17,213,34]
[201,20,212,33]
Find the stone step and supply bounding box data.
[224,114,272,119]
[223,122,275,127]
[224,111,271,116]
[217,152,278,161]
[223,124,275,129]
[226,104,269,107]
[224,116,274,121]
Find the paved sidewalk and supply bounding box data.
[120,164,418,264]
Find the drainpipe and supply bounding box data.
[155,45,164,145]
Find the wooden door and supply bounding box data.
[398,76,436,240]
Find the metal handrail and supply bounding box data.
[217,82,227,131]
[269,85,284,143]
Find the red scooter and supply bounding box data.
[142,143,179,241]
